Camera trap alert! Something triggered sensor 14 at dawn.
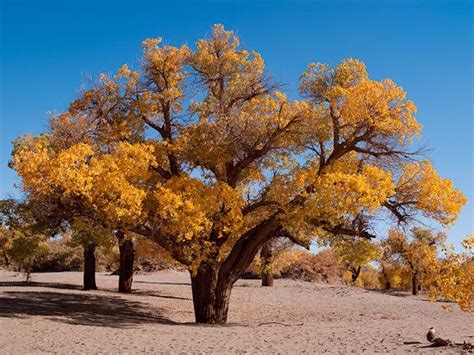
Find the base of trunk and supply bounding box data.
[260,240,274,287]
[261,272,274,287]
[118,235,134,293]
[351,266,362,283]
[412,274,419,296]
[83,244,97,290]
[190,265,232,324]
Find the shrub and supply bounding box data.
[280,249,345,283]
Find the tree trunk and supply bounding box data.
[83,243,97,290]
[381,266,391,290]
[190,263,232,324]
[188,215,280,324]
[412,273,419,296]
[351,266,362,282]
[260,241,274,287]
[3,250,10,267]
[117,231,134,293]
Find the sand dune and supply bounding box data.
[0,270,472,353]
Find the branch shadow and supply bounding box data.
[132,290,191,301]
[0,290,176,328]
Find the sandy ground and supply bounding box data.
[0,271,472,354]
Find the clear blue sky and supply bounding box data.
[1,0,472,247]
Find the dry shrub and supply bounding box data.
[356,266,383,289]
[31,237,119,273]
[244,246,300,279]
[280,249,345,283]
[134,238,183,272]
[379,264,412,290]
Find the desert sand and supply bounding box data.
[0,270,472,354]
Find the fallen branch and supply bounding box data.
[258,321,304,327]
[424,327,473,350]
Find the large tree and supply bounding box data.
[11,25,466,323]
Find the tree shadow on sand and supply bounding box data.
[368,289,454,304]
[0,280,83,290]
[134,280,191,286]
[367,289,412,298]
[0,290,176,328]
[1,280,191,301]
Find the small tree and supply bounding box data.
[427,235,473,312]
[333,238,381,282]
[8,231,50,281]
[0,199,50,281]
[382,228,445,295]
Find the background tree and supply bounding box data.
[332,238,381,282]
[10,25,467,324]
[381,228,446,295]
[10,128,154,292]
[0,199,50,281]
[427,235,473,312]
[0,225,12,267]
[258,230,310,286]
[66,221,114,290]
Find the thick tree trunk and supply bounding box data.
[116,231,134,293]
[190,264,232,324]
[351,266,362,282]
[188,215,280,324]
[260,241,274,287]
[83,244,97,290]
[412,273,419,296]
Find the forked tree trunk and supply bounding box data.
[260,241,274,287]
[351,266,362,282]
[116,231,134,293]
[83,243,97,290]
[412,273,419,296]
[190,263,232,324]
[188,215,280,324]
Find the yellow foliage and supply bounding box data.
[427,241,474,312]
[395,161,467,226]
[333,238,381,273]
[300,58,421,144]
[12,139,156,228]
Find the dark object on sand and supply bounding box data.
[425,327,473,350]
[426,327,436,342]
[426,327,451,347]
